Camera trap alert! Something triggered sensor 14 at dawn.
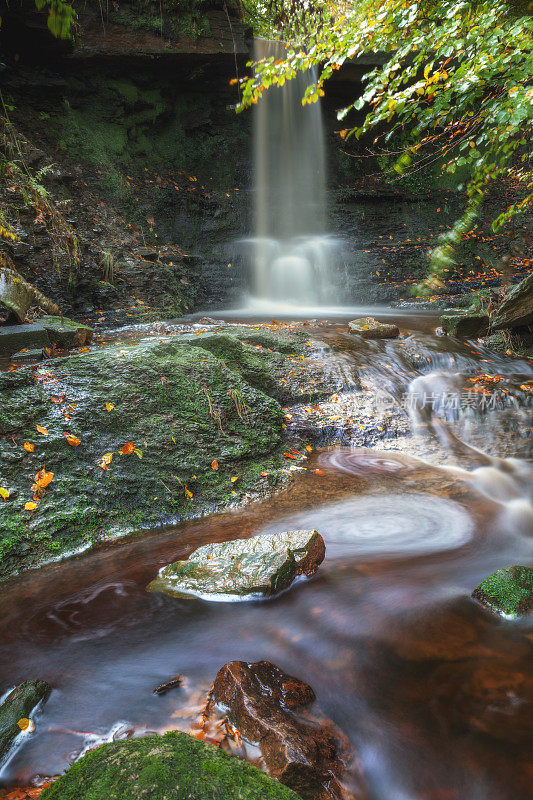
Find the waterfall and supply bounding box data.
[248,39,337,308]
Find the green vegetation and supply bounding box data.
[0,331,320,577]
[238,0,533,294]
[472,565,533,617]
[40,731,301,800]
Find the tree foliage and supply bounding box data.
[239,0,533,294]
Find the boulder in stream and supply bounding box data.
[208,660,366,800]
[348,317,399,339]
[148,530,325,600]
[39,730,300,800]
[0,679,51,764]
[472,565,533,618]
[491,273,533,331]
[440,313,490,338]
[0,252,61,323]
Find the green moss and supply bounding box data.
[472,565,533,617]
[40,731,300,800]
[0,336,295,577]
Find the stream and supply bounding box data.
[0,311,532,800]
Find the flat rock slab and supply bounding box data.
[0,679,51,764]
[147,530,325,600]
[0,323,51,357]
[209,660,366,800]
[348,317,399,339]
[472,565,533,618]
[440,313,490,338]
[492,273,533,331]
[40,316,93,348]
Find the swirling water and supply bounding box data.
[0,314,531,799]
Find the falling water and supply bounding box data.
[249,39,337,306]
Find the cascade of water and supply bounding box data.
[248,39,337,307]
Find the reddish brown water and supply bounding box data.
[1,318,532,800]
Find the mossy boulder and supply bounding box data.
[440,313,490,338]
[0,679,51,763]
[491,273,533,331]
[148,529,325,600]
[472,565,533,618]
[0,336,290,577]
[40,316,93,349]
[40,731,301,800]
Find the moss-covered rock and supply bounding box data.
[440,313,490,338]
[40,316,93,349]
[148,529,325,600]
[472,565,533,618]
[40,731,301,800]
[0,679,52,763]
[0,335,291,577]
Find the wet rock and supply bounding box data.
[0,679,52,763]
[0,324,51,357]
[348,317,399,339]
[40,315,93,348]
[440,313,490,338]
[148,530,325,600]
[472,565,533,618]
[209,660,366,800]
[153,674,184,695]
[491,273,533,331]
[40,731,300,800]
[0,252,61,322]
[12,348,46,363]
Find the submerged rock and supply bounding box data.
[209,660,366,800]
[148,530,325,600]
[40,730,300,800]
[348,317,399,339]
[0,679,51,763]
[472,565,533,618]
[491,273,533,331]
[440,313,490,338]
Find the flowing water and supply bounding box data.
[0,315,532,800]
[246,40,339,306]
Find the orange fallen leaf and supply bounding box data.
[17,718,35,732]
[211,460,219,471]
[284,453,296,460]
[312,469,325,475]
[184,485,193,499]
[122,442,135,455]
[36,425,48,436]
[106,403,114,412]
[25,501,38,511]
[24,442,35,452]
[260,471,268,477]
[35,469,54,488]
[305,445,313,452]
[64,433,81,447]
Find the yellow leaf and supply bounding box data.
[36,425,49,436]
[0,487,9,500]
[64,433,81,446]
[25,501,38,511]
[24,442,35,452]
[424,64,431,80]
[17,717,34,731]
[305,445,313,452]
[230,476,239,483]
[106,403,114,412]
[102,452,113,465]
[35,469,54,488]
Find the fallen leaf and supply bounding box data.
[106,403,114,412]
[260,471,268,477]
[64,433,81,447]
[25,501,38,511]
[230,476,239,483]
[184,486,193,499]
[305,445,313,452]
[312,469,325,476]
[284,453,296,460]
[0,487,9,500]
[211,460,219,471]
[35,469,54,488]
[17,718,35,732]
[36,425,48,436]
[122,442,135,455]
[24,442,35,452]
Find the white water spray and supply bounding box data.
[248,39,338,306]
